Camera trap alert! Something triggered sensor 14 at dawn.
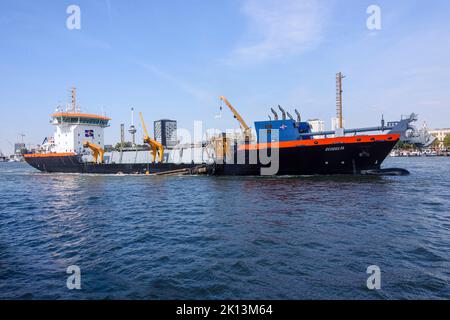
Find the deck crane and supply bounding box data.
[83,141,105,164]
[219,96,252,139]
[139,112,164,163]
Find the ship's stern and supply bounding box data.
[24,153,82,173]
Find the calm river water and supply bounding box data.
[0,157,449,299]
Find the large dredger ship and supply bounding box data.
[24,87,429,176]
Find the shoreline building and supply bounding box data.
[331,117,346,130]
[308,119,325,132]
[154,119,177,147]
[308,119,325,139]
[14,143,26,154]
[429,128,450,148]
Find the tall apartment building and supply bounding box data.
[154,119,177,147]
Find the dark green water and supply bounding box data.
[0,158,449,299]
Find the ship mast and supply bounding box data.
[336,72,345,129]
[71,87,77,112]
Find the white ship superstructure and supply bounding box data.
[51,88,110,154]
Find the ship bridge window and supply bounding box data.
[55,116,109,126]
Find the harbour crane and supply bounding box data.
[83,141,105,164]
[139,112,164,163]
[219,96,251,139]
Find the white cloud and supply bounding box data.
[229,0,330,64]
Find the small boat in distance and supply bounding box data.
[0,151,7,162]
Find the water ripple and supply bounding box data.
[1,158,450,299]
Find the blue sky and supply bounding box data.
[1,0,450,153]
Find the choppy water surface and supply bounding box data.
[0,158,449,299]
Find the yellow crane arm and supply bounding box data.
[139,112,164,163]
[219,96,251,137]
[83,141,105,164]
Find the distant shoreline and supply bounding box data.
[390,149,450,157]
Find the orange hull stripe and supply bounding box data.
[239,134,400,150]
[51,112,111,121]
[24,153,76,158]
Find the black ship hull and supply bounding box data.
[24,154,197,174]
[25,135,399,176]
[214,139,398,176]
